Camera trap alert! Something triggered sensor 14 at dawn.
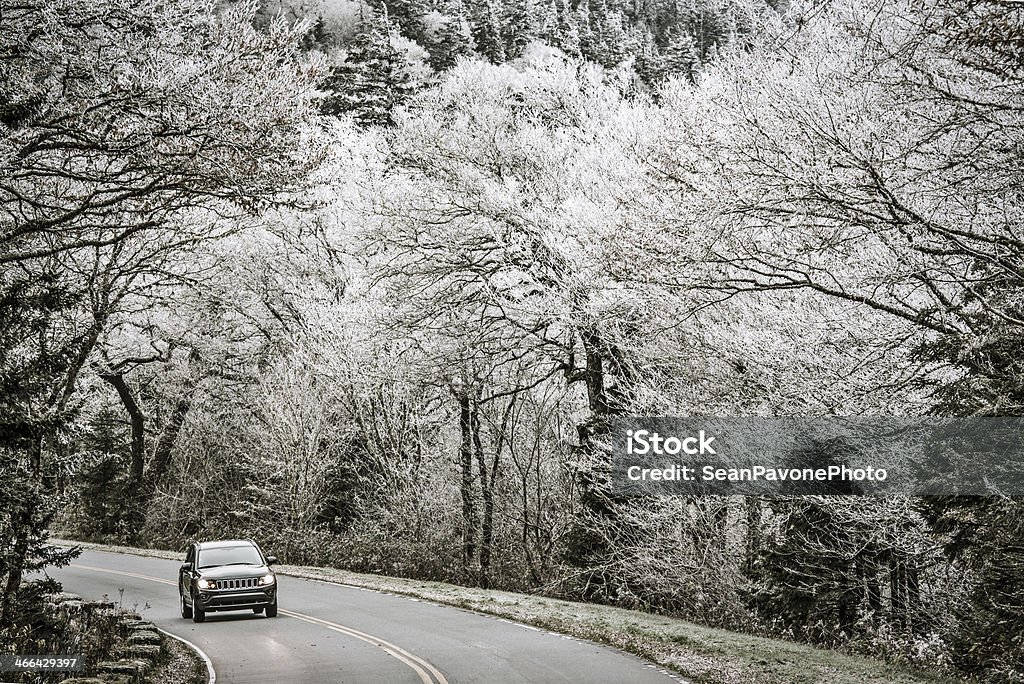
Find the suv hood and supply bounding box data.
[197,564,270,579]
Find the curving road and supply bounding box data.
[48,549,678,683]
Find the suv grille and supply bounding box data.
[215,578,257,590]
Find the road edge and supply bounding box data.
[156,627,216,684]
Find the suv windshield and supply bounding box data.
[197,545,264,568]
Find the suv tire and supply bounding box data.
[180,593,193,619]
[266,598,278,618]
[192,595,206,623]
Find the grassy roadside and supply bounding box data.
[150,632,207,684]
[54,538,960,684]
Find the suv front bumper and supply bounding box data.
[197,587,276,612]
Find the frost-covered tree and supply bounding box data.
[0,0,320,628]
[321,10,415,126]
[654,0,1024,676]
[501,0,538,58]
[428,0,477,70]
[468,0,507,63]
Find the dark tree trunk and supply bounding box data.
[101,368,196,539]
[458,393,478,571]
[744,496,761,574]
[473,405,495,588]
[566,327,627,599]
[906,562,920,632]
[890,558,906,625]
[864,556,882,616]
[575,327,615,517]
[100,372,145,483]
[580,328,609,417]
[0,506,31,628]
[837,560,859,633]
[0,436,41,628]
[714,500,728,550]
[54,315,106,413]
[146,385,195,493]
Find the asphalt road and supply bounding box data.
[48,549,678,684]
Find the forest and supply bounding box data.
[1,0,1022,681]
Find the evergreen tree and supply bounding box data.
[501,0,537,59]
[71,406,139,539]
[551,0,581,56]
[0,454,78,631]
[753,440,932,647]
[468,0,506,63]
[631,28,662,85]
[429,0,476,71]
[754,498,864,642]
[575,0,594,57]
[660,27,700,82]
[376,0,430,46]
[916,282,1024,677]
[320,11,414,127]
[0,274,80,629]
[534,0,560,48]
[578,0,627,67]
[677,0,734,61]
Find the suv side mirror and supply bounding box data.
[265,556,277,566]
[180,562,192,572]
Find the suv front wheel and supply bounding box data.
[180,593,192,619]
[192,593,206,623]
[266,597,278,618]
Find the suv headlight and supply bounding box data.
[258,573,275,586]
[197,578,216,590]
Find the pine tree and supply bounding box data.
[468,0,506,63]
[755,498,866,641]
[915,282,1024,677]
[578,0,627,67]
[678,0,732,61]
[0,455,79,631]
[551,0,581,56]
[502,0,538,58]
[376,0,429,46]
[660,27,700,82]
[631,28,662,85]
[429,0,476,71]
[0,275,80,629]
[752,440,929,646]
[533,0,557,45]
[320,11,414,127]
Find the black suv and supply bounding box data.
[179,539,278,623]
